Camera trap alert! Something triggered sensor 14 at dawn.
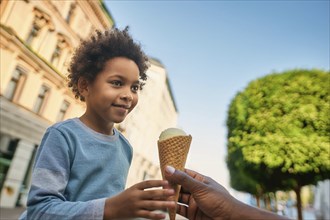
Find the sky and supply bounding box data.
[104,0,330,190]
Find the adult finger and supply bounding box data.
[177,203,188,218]
[178,192,191,205]
[164,166,204,194]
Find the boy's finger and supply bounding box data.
[134,180,169,190]
[140,200,176,211]
[142,188,175,200]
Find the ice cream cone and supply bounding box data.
[158,134,192,220]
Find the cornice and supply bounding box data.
[1,24,66,88]
[89,0,114,29]
[44,0,81,45]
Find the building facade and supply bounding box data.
[0,0,178,208]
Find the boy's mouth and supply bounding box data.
[112,104,131,109]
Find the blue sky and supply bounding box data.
[105,1,330,189]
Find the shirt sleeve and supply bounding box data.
[26,127,106,220]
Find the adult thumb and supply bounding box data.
[164,166,202,193]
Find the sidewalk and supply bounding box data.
[0,207,316,220]
[0,207,25,220]
[0,208,187,220]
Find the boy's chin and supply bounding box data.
[112,117,126,124]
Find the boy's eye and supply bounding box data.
[131,84,140,93]
[110,80,122,87]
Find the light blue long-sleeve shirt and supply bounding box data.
[19,118,132,220]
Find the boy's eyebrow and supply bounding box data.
[107,74,138,80]
[107,74,141,84]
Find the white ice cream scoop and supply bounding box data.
[159,128,187,141]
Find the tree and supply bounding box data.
[226,69,330,220]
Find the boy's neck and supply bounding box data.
[79,114,114,135]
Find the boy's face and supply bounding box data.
[83,57,140,124]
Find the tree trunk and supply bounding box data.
[294,186,303,220]
[256,194,260,208]
[265,193,271,211]
[274,193,278,213]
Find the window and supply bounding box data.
[18,144,37,205]
[0,134,18,158]
[0,134,19,190]
[56,100,70,121]
[26,7,54,47]
[50,44,62,64]
[33,85,50,114]
[66,3,76,24]
[50,34,70,66]
[143,171,149,180]
[4,67,26,101]
[25,24,40,45]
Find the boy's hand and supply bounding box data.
[104,180,176,219]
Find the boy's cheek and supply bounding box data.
[130,99,139,112]
[129,105,137,113]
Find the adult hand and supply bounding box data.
[164,166,235,220]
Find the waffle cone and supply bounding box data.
[158,135,192,220]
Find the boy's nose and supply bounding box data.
[120,93,133,101]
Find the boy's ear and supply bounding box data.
[78,77,89,97]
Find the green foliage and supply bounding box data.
[227,69,330,193]
[227,150,264,195]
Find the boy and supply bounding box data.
[19,27,175,220]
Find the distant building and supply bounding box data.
[314,180,330,220]
[0,0,178,208]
